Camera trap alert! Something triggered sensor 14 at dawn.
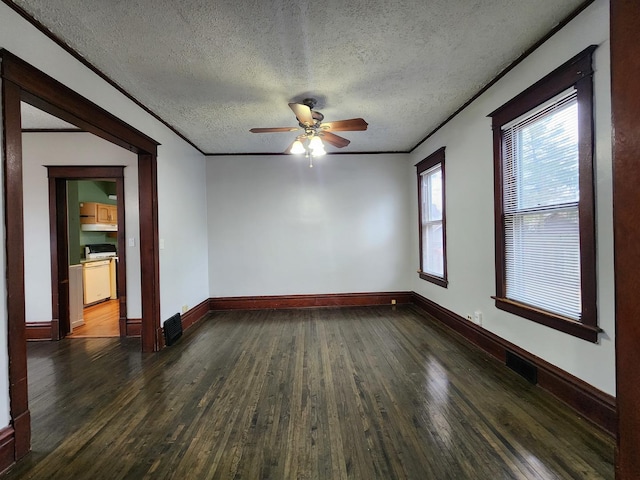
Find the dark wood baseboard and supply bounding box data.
[209,292,413,311]
[0,426,15,474]
[410,292,616,437]
[181,299,210,330]
[126,318,142,337]
[25,322,52,341]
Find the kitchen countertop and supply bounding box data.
[79,257,118,264]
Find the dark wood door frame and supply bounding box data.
[1,50,161,461]
[611,1,640,478]
[47,167,127,339]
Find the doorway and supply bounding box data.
[1,49,162,461]
[45,170,128,340]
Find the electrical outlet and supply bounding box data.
[182,305,188,314]
[391,299,396,305]
[473,311,483,326]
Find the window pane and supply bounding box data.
[505,207,581,320]
[516,100,579,209]
[428,168,442,221]
[422,222,444,276]
[501,90,582,321]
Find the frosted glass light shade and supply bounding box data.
[290,139,306,154]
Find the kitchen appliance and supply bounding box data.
[85,243,117,260]
[83,244,118,305]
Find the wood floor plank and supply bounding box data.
[1,306,614,479]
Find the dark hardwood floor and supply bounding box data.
[2,306,614,479]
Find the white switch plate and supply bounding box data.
[159,239,165,249]
[128,238,135,247]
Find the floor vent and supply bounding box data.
[163,313,183,346]
[506,351,538,384]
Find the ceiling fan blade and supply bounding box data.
[289,103,314,126]
[320,118,368,132]
[321,131,351,148]
[250,127,299,133]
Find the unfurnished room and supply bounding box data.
[0,0,638,479]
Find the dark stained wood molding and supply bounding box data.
[204,150,409,156]
[181,299,210,331]
[0,50,158,155]
[0,426,15,474]
[25,322,53,341]
[126,318,142,337]
[209,292,413,311]
[610,0,640,477]
[1,77,30,463]
[1,50,163,465]
[489,45,598,342]
[415,147,448,288]
[410,292,616,437]
[22,128,84,133]
[0,0,204,155]
[411,0,596,152]
[138,154,160,352]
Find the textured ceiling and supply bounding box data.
[11,0,586,154]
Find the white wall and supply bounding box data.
[207,154,412,297]
[22,132,140,321]
[0,1,210,426]
[409,0,614,395]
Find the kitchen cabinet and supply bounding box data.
[80,202,117,231]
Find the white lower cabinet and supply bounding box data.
[83,260,111,305]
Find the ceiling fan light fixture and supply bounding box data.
[290,139,306,154]
[308,135,323,150]
[311,144,326,156]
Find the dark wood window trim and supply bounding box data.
[416,147,448,288]
[488,45,598,343]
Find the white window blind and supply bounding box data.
[501,89,581,320]
[421,165,444,277]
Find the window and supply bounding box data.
[417,147,447,287]
[489,46,598,342]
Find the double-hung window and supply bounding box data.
[417,147,447,287]
[489,46,598,342]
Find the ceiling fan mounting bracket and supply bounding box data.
[302,98,317,109]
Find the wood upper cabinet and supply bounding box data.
[80,202,117,225]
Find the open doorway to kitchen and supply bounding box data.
[44,168,127,340]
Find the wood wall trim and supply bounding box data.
[0,426,15,474]
[0,50,158,155]
[411,292,616,437]
[209,292,413,311]
[1,49,163,464]
[181,299,210,331]
[25,322,53,341]
[125,318,142,337]
[138,154,160,352]
[610,0,640,476]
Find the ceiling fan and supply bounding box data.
[250,98,368,164]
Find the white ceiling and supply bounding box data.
[11,0,586,154]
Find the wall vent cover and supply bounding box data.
[506,351,538,384]
[163,313,183,346]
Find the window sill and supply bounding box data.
[418,271,448,288]
[493,297,600,343]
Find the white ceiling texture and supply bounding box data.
[10,0,587,154]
